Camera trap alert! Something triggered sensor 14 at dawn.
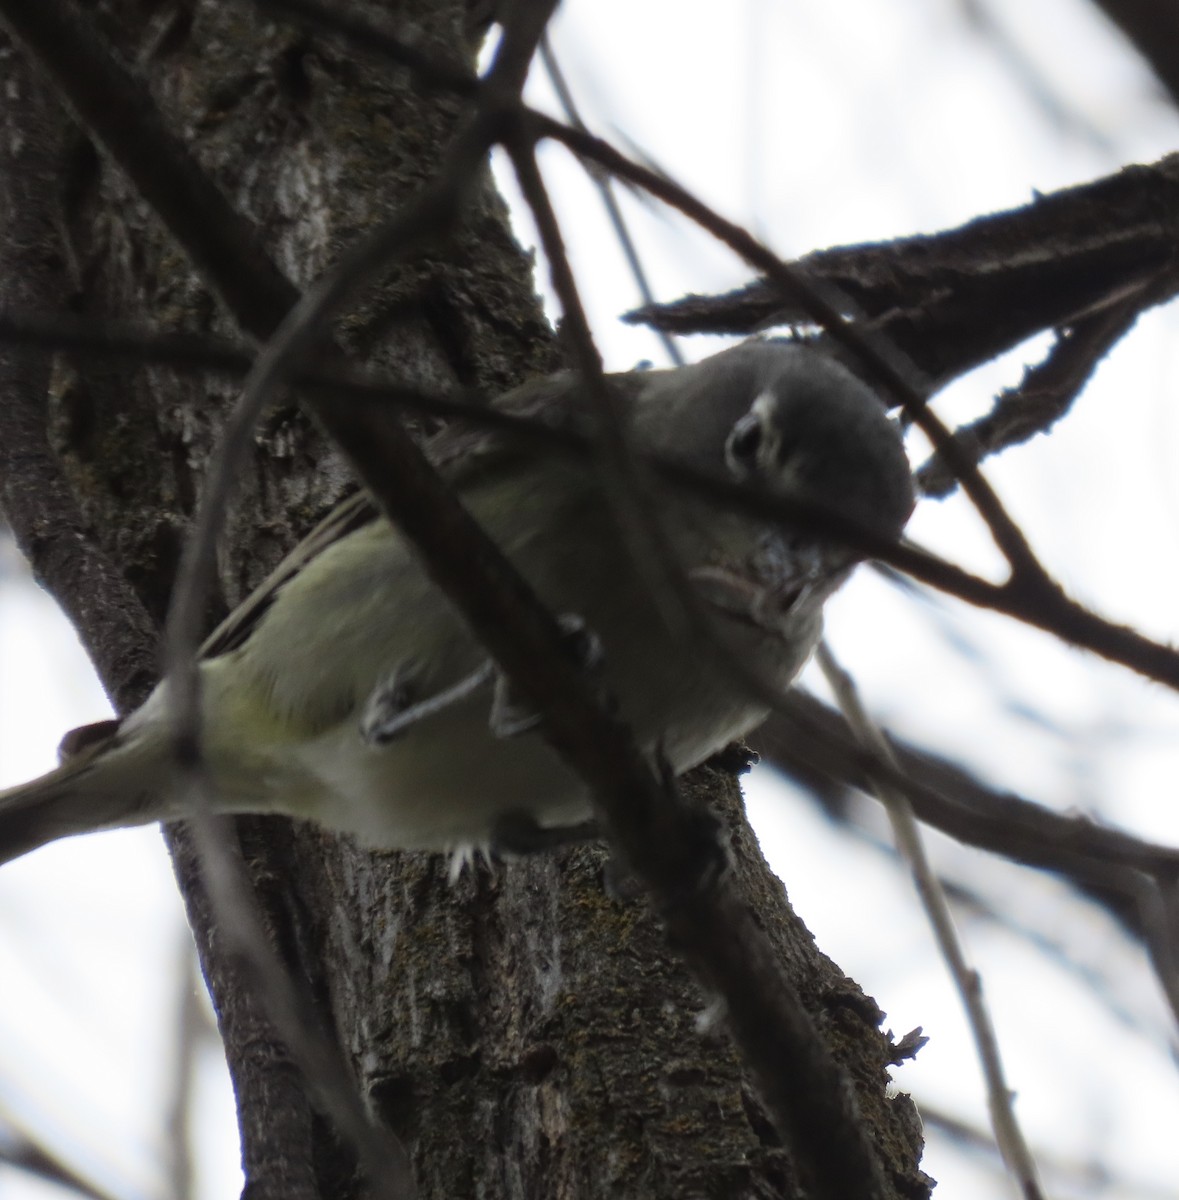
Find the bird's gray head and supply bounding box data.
[637,341,915,543]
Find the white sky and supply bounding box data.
[3,1,1179,1197]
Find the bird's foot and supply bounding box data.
[361,614,602,746]
[488,613,603,738]
[704,741,760,776]
[490,809,602,857]
[360,660,495,745]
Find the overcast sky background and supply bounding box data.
[3,1,1179,1197]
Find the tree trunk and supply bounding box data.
[0,2,928,1197]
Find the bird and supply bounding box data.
[0,341,914,866]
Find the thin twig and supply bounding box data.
[923,1103,1179,1200]
[0,1118,124,1200]
[917,296,1143,496]
[504,131,695,643]
[505,131,893,1198]
[529,112,1045,578]
[164,936,203,1200]
[795,793,1177,1041]
[1129,872,1179,1024]
[817,640,1045,1200]
[177,778,417,1197]
[538,35,683,366]
[1,305,1178,693]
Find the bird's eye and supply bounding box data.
[726,413,764,474]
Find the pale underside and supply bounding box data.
[122,457,836,854]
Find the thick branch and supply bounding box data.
[0,4,928,1199]
[0,37,158,708]
[628,155,1179,389]
[756,694,1179,939]
[1,306,1178,697]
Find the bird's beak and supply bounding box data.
[687,541,848,635]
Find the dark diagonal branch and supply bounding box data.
[538,35,683,366]
[8,2,889,1195]
[917,293,1144,495]
[756,695,1179,936]
[0,0,300,341]
[529,113,1046,580]
[1089,0,1179,111]
[817,641,1044,1200]
[626,155,1179,390]
[2,303,1179,698]
[505,128,891,1199]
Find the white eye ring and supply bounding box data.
[726,413,764,475]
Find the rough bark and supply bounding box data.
[0,2,928,1197]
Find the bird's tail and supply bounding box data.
[0,720,167,867]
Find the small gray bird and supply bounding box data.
[0,342,913,865]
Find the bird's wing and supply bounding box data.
[199,488,378,659]
[199,369,643,662]
[424,371,593,482]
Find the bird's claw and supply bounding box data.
[362,614,603,745]
[361,660,495,745]
[488,613,603,739]
[490,809,601,857]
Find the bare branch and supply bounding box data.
[1088,0,1179,111]
[818,641,1044,1200]
[0,0,299,342]
[0,1119,125,1200]
[757,693,1179,909]
[505,128,892,1199]
[917,294,1144,495]
[529,113,1048,580]
[538,35,683,366]
[626,157,1179,390]
[0,41,159,709]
